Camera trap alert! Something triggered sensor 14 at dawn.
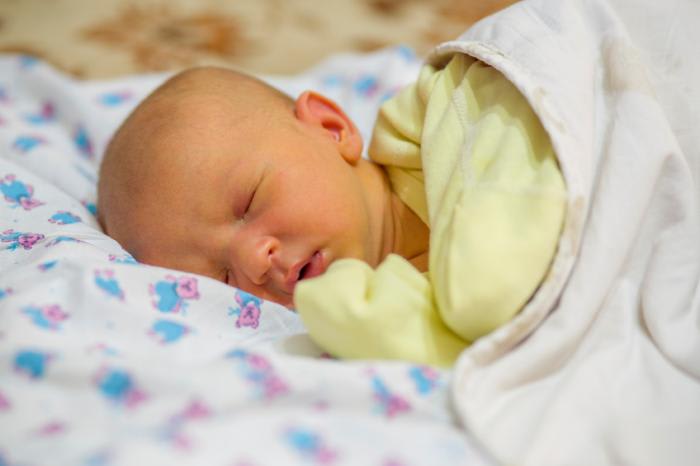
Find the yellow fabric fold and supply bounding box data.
[295,54,567,366]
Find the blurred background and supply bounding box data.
[0,0,516,79]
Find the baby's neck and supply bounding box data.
[361,159,429,271]
[388,192,430,272]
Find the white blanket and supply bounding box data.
[0,48,494,465]
[442,0,700,464]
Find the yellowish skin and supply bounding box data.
[98,66,429,307]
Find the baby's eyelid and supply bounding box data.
[245,188,256,214]
[237,172,263,220]
[233,190,254,220]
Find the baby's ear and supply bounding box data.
[294,91,363,164]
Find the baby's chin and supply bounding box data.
[241,285,295,310]
[272,291,295,309]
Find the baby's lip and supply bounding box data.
[303,251,326,280]
[285,251,326,294]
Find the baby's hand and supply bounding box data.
[294,254,466,367]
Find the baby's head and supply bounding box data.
[98,66,390,307]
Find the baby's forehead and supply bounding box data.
[130,97,237,157]
[142,102,251,173]
[124,70,292,178]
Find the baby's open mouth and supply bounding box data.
[300,251,326,280]
[299,251,324,281]
[298,261,311,280]
[288,251,325,293]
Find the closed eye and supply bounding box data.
[235,186,256,220]
[244,188,256,215]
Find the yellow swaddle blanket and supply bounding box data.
[295,54,567,367]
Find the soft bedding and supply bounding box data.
[0,48,493,465]
[2,0,700,465]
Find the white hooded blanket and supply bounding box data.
[442,0,700,464]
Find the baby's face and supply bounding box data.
[99,70,378,307]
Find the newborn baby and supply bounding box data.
[98,67,429,308]
[99,56,566,366]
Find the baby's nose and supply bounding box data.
[243,235,279,286]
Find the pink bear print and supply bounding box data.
[22,304,69,330]
[94,366,147,409]
[408,366,441,395]
[285,427,338,465]
[226,349,289,400]
[1,229,45,250]
[1,174,43,210]
[48,210,81,225]
[370,373,411,418]
[228,290,263,329]
[23,101,55,125]
[175,276,199,299]
[0,287,12,300]
[94,269,125,300]
[149,275,200,313]
[161,400,212,450]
